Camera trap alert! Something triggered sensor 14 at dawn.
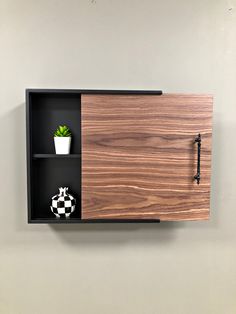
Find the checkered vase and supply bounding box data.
[50,187,76,218]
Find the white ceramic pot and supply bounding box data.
[54,137,71,154]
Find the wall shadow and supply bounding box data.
[8,103,28,231]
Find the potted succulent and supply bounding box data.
[54,125,72,154]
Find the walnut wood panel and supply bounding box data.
[81,94,213,221]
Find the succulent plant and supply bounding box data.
[54,125,72,137]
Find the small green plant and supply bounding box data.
[54,125,72,137]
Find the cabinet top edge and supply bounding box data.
[25,89,213,98]
[25,89,163,95]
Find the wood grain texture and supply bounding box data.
[81,94,213,221]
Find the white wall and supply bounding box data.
[0,0,236,313]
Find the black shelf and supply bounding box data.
[33,154,81,159]
[27,90,82,222]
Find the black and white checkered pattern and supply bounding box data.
[50,187,76,218]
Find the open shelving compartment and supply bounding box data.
[27,90,82,223]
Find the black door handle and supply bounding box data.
[194,134,201,184]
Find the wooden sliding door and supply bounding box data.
[81,94,213,221]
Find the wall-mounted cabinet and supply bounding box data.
[26,89,213,223]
